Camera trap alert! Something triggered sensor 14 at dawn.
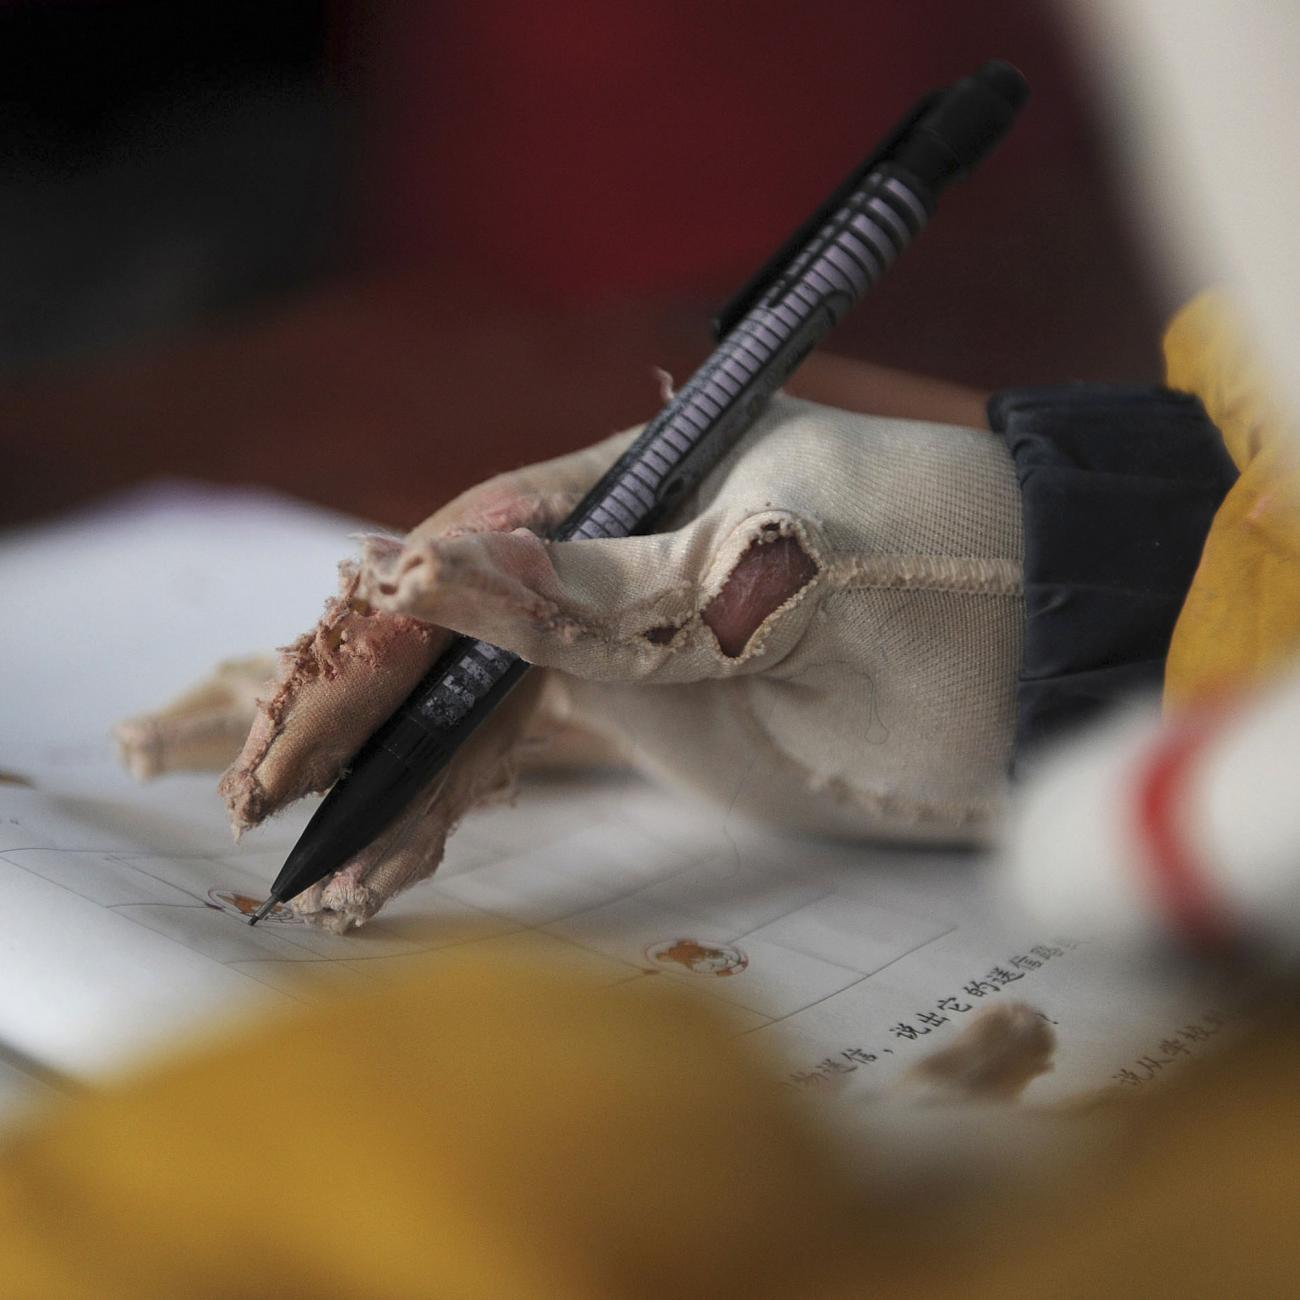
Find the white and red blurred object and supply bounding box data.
[1002,673,1300,959]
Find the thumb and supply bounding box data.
[359,510,822,685]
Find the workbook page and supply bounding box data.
[0,484,1237,1110]
[0,772,1234,1103]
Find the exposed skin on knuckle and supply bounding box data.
[701,529,820,657]
[622,519,824,667]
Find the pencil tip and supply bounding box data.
[247,897,278,927]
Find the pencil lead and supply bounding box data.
[247,897,278,927]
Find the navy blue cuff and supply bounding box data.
[987,383,1237,764]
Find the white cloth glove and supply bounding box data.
[118,395,1024,930]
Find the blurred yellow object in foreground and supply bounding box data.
[2,940,1300,1297]
[1165,291,1300,708]
[0,950,870,1299]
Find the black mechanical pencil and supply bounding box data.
[249,59,1029,925]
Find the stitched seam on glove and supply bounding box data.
[824,554,1022,595]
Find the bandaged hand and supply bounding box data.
[117,393,1024,931]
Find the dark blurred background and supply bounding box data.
[1,0,1180,529]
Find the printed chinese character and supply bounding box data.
[1180,1023,1213,1044]
[1158,1038,1191,1058]
[936,995,972,1014]
[841,1047,877,1065]
[963,979,1000,998]
[1009,953,1042,971]
[787,1069,829,1089]
[818,1056,857,1075]
[890,1022,928,1040]
[1030,944,1064,961]
[916,1009,949,1029]
[1134,1055,1169,1079]
[987,965,1025,985]
[1112,1068,1144,1087]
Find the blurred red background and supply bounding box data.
[1,1,1179,530]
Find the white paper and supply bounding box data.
[0,483,1236,1114]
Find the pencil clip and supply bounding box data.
[711,90,941,341]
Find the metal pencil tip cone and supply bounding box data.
[247,898,278,927]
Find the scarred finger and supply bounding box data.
[217,563,448,834]
[219,427,640,842]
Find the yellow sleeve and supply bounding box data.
[1162,291,1300,707]
[0,948,869,1299]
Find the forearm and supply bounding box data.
[787,352,990,429]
